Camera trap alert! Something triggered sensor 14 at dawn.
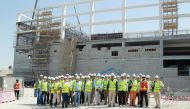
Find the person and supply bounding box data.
[94,73,102,105]
[40,76,48,106]
[90,74,96,104]
[153,75,164,109]
[52,77,61,107]
[126,74,131,105]
[61,76,70,108]
[136,75,141,107]
[84,75,92,106]
[107,73,117,107]
[118,74,127,106]
[103,74,109,105]
[69,76,74,106]
[49,77,55,107]
[36,74,43,105]
[129,74,137,107]
[14,79,21,100]
[139,75,148,108]
[80,76,85,105]
[73,76,82,107]
[146,75,152,105]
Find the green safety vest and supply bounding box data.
[41,81,48,92]
[154,81,161,92]
[148,80,153,92]
[38,80,42,89]
[53,82,61,94]
[73,81,82,91]
[118,80,127,91]
[50,82,54,94]
[96,79,102,89]
[103,80,108,90]
[85,80,92,92]
[69,80,74,91]
[109,80,116,91]
[131,80,138,91]
[62,81,70,93]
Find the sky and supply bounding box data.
[0,0,190,67]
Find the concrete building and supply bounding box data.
[13,0,190,92]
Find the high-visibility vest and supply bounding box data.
[140,81,148,92]
[96,79,102,89]
[154,81,161,92]
[103,80,108,90]
[85,80,92,92]
[41,81,48,92]
[34,83,36,90]
[118,80,127,91]
[14,83,20,90]
[148,80,153,92]
[73,81,82,91]
[62,81,70,93]
[50,82,54,94]
[131,80,138,91]
[53,82,61,94]
[108,80,116,91]
[38,80,42,89]
[69,80,74,91]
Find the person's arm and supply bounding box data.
[116,81,118,91]
[160,81,165,88]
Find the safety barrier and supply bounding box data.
[0,90,16,104]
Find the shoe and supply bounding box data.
[113,105,115,107]
[108,105,111,107]
[154,106,158,108]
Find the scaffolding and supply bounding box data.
[162,0,178,36]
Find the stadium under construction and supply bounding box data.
[13,0,190,94]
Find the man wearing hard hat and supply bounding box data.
[107,73,117,107]
[72,76,82,107]
[153,75,164,109]
[40,76,48,106]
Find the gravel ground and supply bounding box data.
[0,88,190,109]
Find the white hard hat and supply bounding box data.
[56,77,59,80]
[44,76,47,79]
[40,74,43,77]
[52,78,55,81]
[105,74,108,77]
[111,73,115,76]
[81,76,85,79]
[127,74,130,77]
[139,73,143,76]
[142,75,146,78]
[68,75,72,78]
[64,76,67,79]
[75,73,78,76]
[121,74,124,77]
[76,76,80,79]
[48,76,51,79]
[132,74,136,77]
[137,75,140,78]
[97,73,101,77]
[146,75,150,78]
[66,73,69,76]
[155,75,159,78]
[123,73,126,76]
[79,73,82,76]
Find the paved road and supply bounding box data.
[1,88,190,109]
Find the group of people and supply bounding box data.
[34,73,164,108]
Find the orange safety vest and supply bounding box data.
[140,81,148,92]
[14,83,20,90]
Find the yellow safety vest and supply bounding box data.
[50,82,54,94]
[53,82,61,94]
[109,80,116,91]
[118,80,127,91]
[103,80,108,90]
[85,80,92,92]
[38,80,42,89]
[154,81,161,92]
[73,81,82,91]
[131,80,138,91]
[62,81,70,93]
[41,81,48,92]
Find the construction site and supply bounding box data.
[12,0,190,99]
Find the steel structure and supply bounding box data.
[16,0,190,39]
